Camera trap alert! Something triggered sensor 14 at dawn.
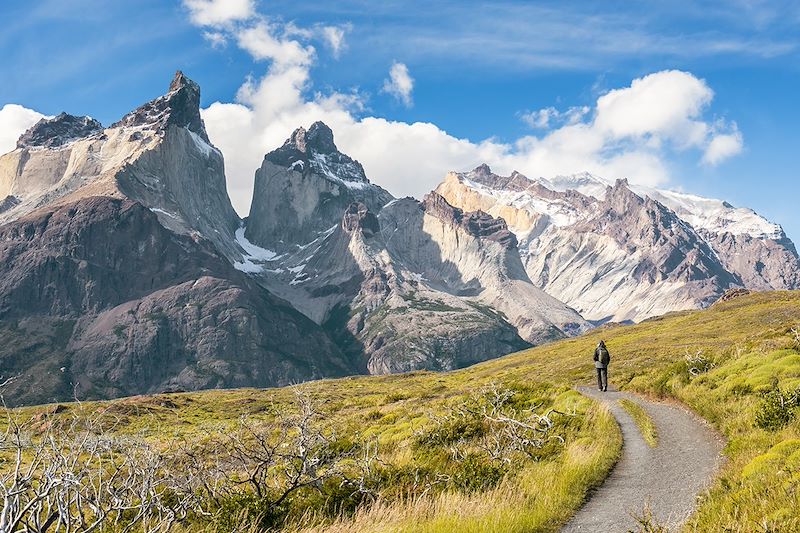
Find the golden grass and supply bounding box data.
[290,403,621,533]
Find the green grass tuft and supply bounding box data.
[619,398,658,448]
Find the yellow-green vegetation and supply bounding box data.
[619,398,658,447]
[6,378,620,532]
[10,290,800,532]
[475,290,800,532]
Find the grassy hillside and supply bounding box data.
[7,290,800,532]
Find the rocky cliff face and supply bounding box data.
[0,73,354,405]
[241,130,589,372]
[436,166,800,323]
[246,122,393,251]
[0,71,241,259]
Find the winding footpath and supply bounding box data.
[562,388,725,533]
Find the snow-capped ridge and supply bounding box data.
[437,165,800,323]
[461,165,783,240]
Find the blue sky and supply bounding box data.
[0,0,798,241]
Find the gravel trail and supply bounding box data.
[561,387,725,532]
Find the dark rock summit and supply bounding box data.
[265,121,368,183]
[246,122,393,249]
[16,113,103,149]
[112,70,209,142]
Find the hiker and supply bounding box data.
[594,340,610,392]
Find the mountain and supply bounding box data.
[242,126,589,372]
[246,121,394,251]
[5,70,792,404]
[436,165,800,322]
[0,72,354,405]
[0,74,589,404]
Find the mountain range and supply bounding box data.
[0,71,796,405]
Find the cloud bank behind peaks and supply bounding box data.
[0,104,46,155]
[184,6,744,217]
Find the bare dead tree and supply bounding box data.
[0,392,200,533]
[196,387,363,522]
[685,349,715,377]
[417,383,573,466]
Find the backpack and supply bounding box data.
[598,346,610,365]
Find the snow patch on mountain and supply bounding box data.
[233,226,279,273]
[186,128,217,158]
[639,188,783,239]
[461,176,582,227]
[310,152,370,190]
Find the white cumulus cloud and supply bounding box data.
[382,62,414,107]
[703,128,744,165]
[183,0,255,27]
[0,104,46,156]
[521,107,558,129]
[236,22,315,69]
[188,14,744,217]
[595,70,713,147]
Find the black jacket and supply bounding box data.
[594,344,611,368]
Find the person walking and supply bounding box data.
[594,340,610,392]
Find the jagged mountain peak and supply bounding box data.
[16,112,103,149]
[283,121,337,155]
[472,163,493,176]
[603,178,645,212]
[112,70,209,142]
[168,70,199,94]
[265,121,368,185]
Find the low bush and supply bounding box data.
[755,386,800,431]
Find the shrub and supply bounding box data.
[414,411,485,448]
[449,453,507,492]
[755,386,800,431]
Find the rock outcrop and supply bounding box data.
[17,113,103,149]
